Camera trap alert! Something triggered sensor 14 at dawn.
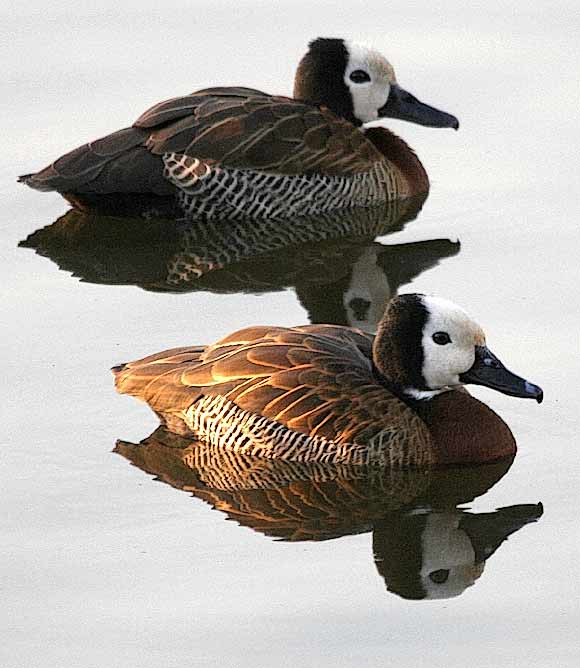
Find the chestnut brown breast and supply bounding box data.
[416,390,516,465]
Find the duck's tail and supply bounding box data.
[112,345,205,399]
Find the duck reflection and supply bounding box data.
[115,428,542,601]
[373,504,542,600]
[20,198,459,329]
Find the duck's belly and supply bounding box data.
[163,153,409,219]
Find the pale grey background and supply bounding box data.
[2,1,579,667]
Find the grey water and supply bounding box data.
[3,1,580,666]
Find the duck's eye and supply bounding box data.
[429,569,450,584]
[432,332,451,345]
[349,70,371,84]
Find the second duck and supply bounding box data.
[113,294,542,467]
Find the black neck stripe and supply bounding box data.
[301,38,358,125]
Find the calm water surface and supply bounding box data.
[3,2,580,667]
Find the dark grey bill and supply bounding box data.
[379,84,459,129]
[459,346,543,403]
[460,503,544,564]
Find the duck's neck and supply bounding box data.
[372,296,429,393]
[293,53,360,126]
[370,360,439,407]
[401,386,450,402]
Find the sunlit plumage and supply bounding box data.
[113,295,541,466]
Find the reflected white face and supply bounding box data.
[343,42,396,123]
[343,248,393,333]
[420,296,486,391]
[420,513,484,600]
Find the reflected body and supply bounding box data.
[19,38,458,219]
[20,200,460,329]
[116,428,542,600]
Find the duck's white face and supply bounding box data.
[415,296,486,398]
[376,293,542,403]
[343,42,396,123]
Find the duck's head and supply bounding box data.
[294,37,459,129]
[373,294,543,403]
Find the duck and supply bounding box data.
[19,38,459,220]
[113,294,542,466]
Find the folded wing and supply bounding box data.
[114,324,432,465]
[21,88,383,195]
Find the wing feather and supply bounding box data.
[140,90,382,176]
[22,87,383,196]
[114,324,432,456]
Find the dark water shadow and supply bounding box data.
[19,198,460,328]
[115,428,542,601]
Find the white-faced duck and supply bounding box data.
[20,38,458,219]
[113,294,542,467]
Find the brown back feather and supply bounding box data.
[113,325,432,452]
[141,88,383,176]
